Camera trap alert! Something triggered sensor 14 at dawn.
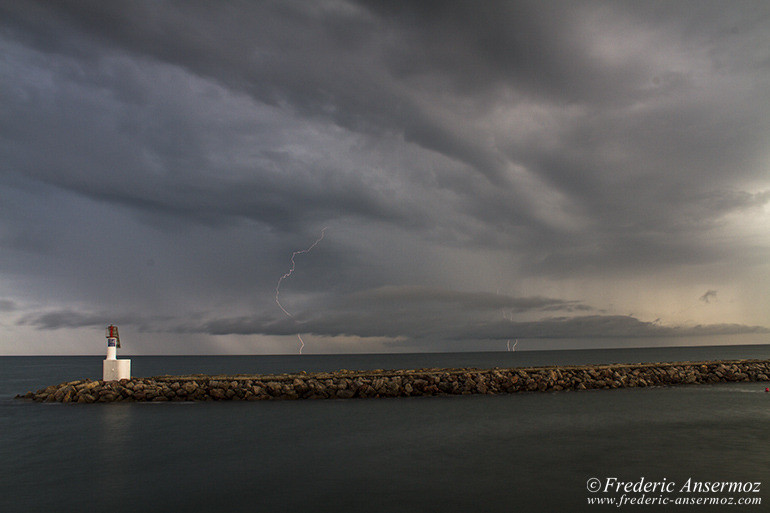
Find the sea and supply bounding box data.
[2,345,770,512]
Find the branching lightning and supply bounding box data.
[275,228,327,354]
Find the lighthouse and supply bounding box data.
[103,325,131,381]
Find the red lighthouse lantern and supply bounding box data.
[106,325,121,348]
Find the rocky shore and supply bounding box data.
[16,359,770,403]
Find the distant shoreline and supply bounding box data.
[17,359,770,403]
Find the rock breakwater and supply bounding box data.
[17,359,770,403]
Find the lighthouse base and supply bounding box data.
[103,359,131,381]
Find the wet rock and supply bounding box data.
[293,379,309,394]
[266,382,282,396]
[20,358,770,403]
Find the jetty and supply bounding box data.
[16,359,770,403]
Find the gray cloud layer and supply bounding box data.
[1,1,768,353]
[17,286,769,352]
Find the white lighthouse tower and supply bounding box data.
[103,325,131,381]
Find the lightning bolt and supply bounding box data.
[275,228,327,354]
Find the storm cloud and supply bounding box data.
[1,1,768,354]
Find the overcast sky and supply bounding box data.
[1,0,769,355]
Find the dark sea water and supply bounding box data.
[3,345,770,512]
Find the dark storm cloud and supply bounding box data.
[18,310,118,330]
[1,1,768,352]
[363,0,651,103]
[2,1,768,246]
[340,286,585,312]
[179,285,766,343]
[192,287,768,343]
[0,1,417,233]
[18,293,768,347]
[177,286,590,337]
[0,3,614,228]
[17,309,173,332]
